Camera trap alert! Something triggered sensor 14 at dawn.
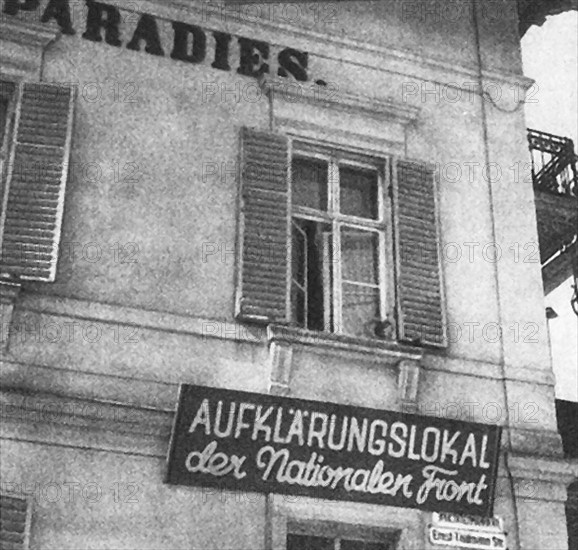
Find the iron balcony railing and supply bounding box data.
[528,128,578,197]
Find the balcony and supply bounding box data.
[528,129,578,294]
[518,0,578,36]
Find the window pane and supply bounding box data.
[339,165,378,219]
[292,157,328,211]
[287,534,334,550]
[341,283,380,337]
[291,218,332,331]
[341,539,391,550]
[291,220,307,327]
[0,97,8,150]
[341,229,379,285]
[292,220,307,288]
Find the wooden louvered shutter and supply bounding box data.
[0,493,31,549]
[236,127,290,323]
[392,159,447,348]
[0,82,76,282]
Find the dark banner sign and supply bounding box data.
[166,385,501,516]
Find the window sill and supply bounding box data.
[267,324,423,362]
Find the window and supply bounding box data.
[290,152,389,338]
[287,534,389,550]
[0,80,75,283]
[286,521,398,550]
[237,127,447,348]
[0,491,32,549]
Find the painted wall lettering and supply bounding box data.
[237,38,269,78]
[126,13,164,56]
[3,0,311,82]
[3,0,41,16]
[211,31,232,72]
[41,0,75,35]
[82,1,122,47]
[277,47,308,82]
[171,22,206,64]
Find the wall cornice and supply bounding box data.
[11,293,558,388]
[3,386,574,498]
[97,0,534,94]
[260,76,420,126]
[508,453,578,495]
[0,388,172,458]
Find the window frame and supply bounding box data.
[289,139,396,339]
[265,493,418,550]
[0,490,33,550]
[0,79,17,188]
[0,78,18,259]
[287,520,400,550]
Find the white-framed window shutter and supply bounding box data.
[236,127,291,323]
[0,81,76,282]
[0,492,33,549]
[392,159,447,348]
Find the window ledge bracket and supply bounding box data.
[0,280,22,354]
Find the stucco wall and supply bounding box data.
[11,0,526,361]
[1,1,572,549]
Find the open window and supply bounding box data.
[290,152,389,339]
[236,127,447,348]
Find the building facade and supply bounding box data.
[0,0,576,548]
